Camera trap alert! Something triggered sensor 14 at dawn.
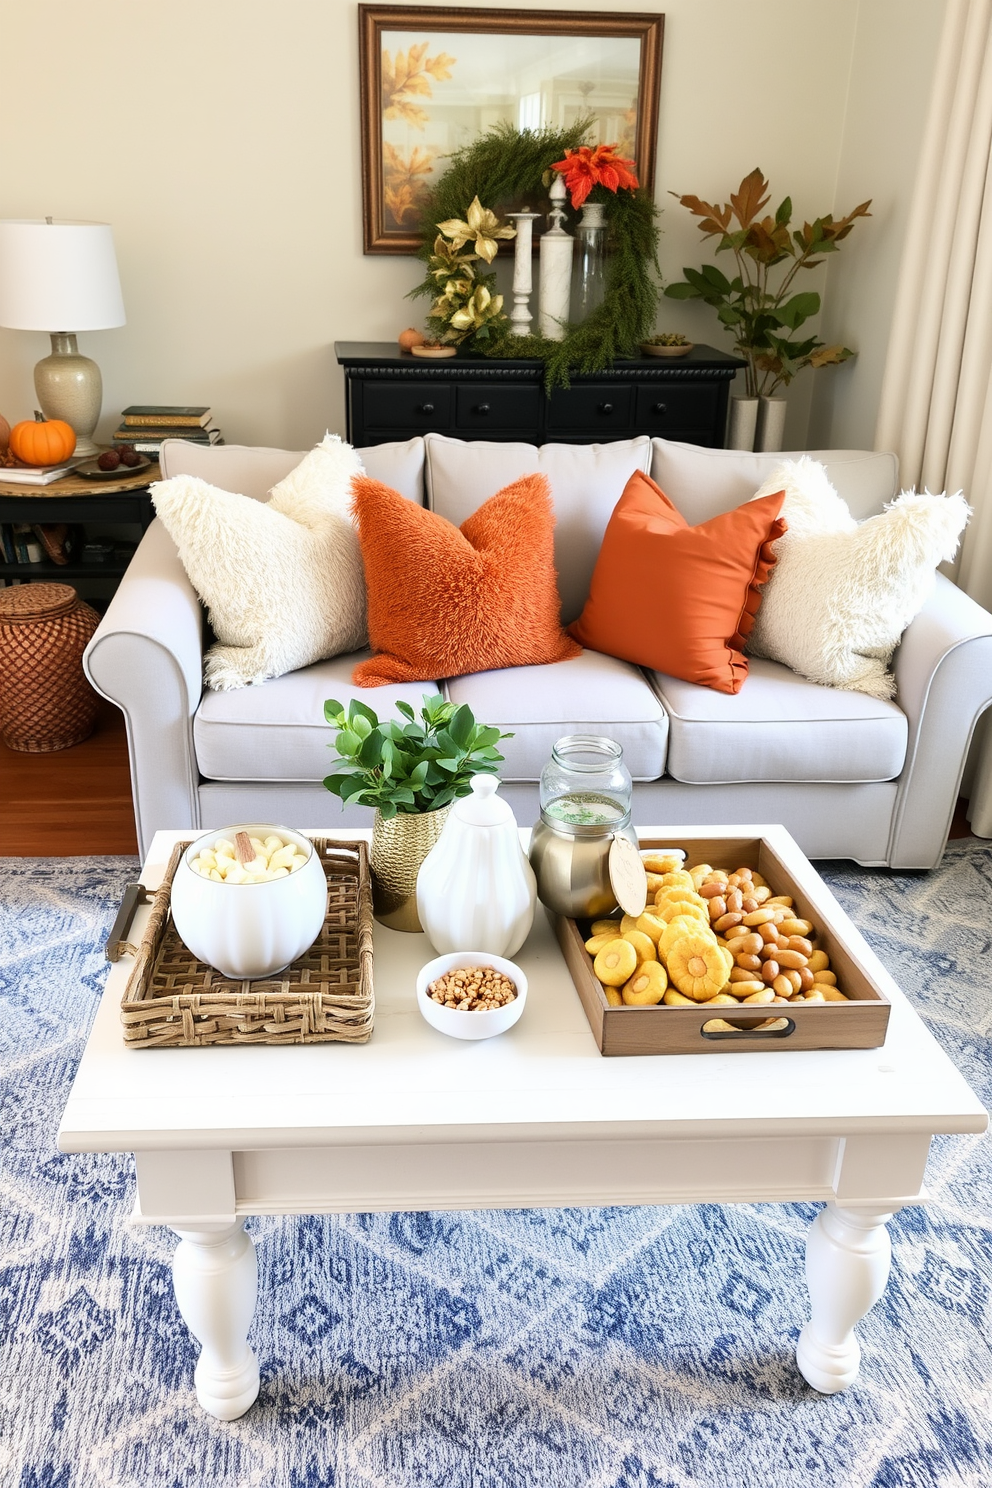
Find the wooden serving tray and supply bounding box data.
[554,828,891,1056]
[120,837,374,1047]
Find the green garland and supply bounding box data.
[409,123,661,390]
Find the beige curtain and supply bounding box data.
[875,0,992,833]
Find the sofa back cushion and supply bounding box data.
[158,436,426,504]
[649,440,899,524]
[424,433,651,623]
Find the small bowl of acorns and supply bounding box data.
[640,333,694,358]
[77,445,151,480]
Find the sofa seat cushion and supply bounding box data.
[446,649,668,782]
[648,657,907,785]
[194,653,440,782]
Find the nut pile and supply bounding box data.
[190,833,308,884]
[427,966,518,1012]
[585,853,845,1026]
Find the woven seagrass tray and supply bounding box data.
[120,838,374,1048]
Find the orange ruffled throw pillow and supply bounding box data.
[568,470,786,695]
[350,473,581,687]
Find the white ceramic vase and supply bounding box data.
[727,395,759,450]
[756,395,788,452]
[416,775,537,957]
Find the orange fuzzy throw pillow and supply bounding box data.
[351,472,581,687]
[568,469,786,694]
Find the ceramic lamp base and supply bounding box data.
[34,333,102,457]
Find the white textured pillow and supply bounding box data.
[151,433,367,690]
[748,456,970,699]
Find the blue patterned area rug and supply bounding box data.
[1,847,990,1488]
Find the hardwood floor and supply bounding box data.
[0,698,138,856]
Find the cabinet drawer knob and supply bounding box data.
[598,402,614,415]
[653,402,667,415]
[474,403,491,415]
[417,402,435,415]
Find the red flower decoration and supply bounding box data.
[551,144,640,209]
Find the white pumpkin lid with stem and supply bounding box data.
[453,773,515,826]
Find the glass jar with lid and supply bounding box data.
[529,735,642,919]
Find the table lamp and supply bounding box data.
[0,218,126,457]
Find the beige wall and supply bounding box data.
[807,0,946,451]
[0,0,933,453]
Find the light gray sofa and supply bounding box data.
[84,433,992,868]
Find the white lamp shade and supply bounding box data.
[0,219,125,331]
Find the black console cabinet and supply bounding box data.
[335,342,744,449]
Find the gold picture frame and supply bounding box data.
[359,5,664,254]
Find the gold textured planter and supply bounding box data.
[371,806,451,931]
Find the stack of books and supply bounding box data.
[0,522,81,566]
[0,456,87,486]
[111,405,224,457]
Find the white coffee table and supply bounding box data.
[58,826,988,1420]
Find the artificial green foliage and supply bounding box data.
[323,693,510,819]
[665,168,871,397]
[408,123,662,389]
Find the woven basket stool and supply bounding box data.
[0,582,100,752]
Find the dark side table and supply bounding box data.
[335,342,744,448]
[0,464,157,598]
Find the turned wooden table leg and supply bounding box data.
[797,1203,899,1393]
[171,1220,260,1419]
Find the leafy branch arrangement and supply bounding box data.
[665,168,871,397]
[409,122,661,389]
[323,694,510,819]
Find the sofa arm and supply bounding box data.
[889,572,992,866]
[84,518,204,856]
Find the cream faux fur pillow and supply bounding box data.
[151,433,367,689]
[747,456,970,699]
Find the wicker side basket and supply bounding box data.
[121,838,374,1047]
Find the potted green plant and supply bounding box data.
[664,169,871,448]
[323,693,511,930]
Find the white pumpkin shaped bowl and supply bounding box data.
[416,952,528,1041]
[169,824,327,980]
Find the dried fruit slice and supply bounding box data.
[593,937,638,986]
[621,927,657,964]
[653,869,696,895]
[654,897,709,926]
[622,960,668,1005]
[666,933,728,1002]
[659,914,715,962]
[641,851,686,874]
[590,918,622,938]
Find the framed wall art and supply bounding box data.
[359,5,664,253]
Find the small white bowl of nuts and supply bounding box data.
[416,952,528,1041]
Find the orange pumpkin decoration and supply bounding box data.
[9,412,76,466]
[397,327,425,351]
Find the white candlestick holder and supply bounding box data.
[506,211,541,337]
[539,176,573,341]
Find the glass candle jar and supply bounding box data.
[530,735,639,919]
[539,734,632,825]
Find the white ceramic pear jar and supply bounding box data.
[416,775,537,957]
[170,824,327,980]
